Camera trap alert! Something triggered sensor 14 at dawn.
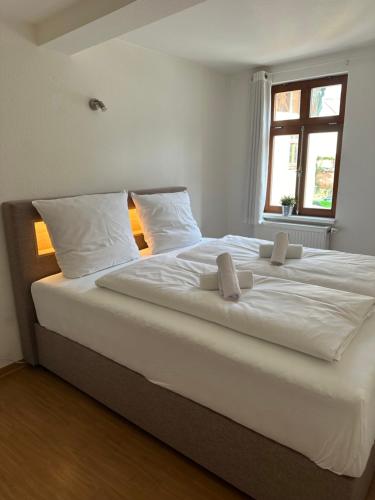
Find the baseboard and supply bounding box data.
[0,361,25,378]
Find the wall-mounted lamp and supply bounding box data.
[89,98,107,112]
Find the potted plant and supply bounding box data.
[280,196,296,217]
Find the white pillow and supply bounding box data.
[131,191,202,254]
[33,192,140,278]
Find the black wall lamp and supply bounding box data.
[89,98,107,112]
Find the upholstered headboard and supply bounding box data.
[2,186,186,366]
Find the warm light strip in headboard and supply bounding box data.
[128,208,142,236]
[34,208,144,256]
[34,221,54,256]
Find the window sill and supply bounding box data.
[263,213,336,227]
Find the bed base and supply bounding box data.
[35,324,375,500]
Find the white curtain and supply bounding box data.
[243,70,272,228]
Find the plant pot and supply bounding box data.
[282,205,293,217]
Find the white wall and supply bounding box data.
[226,46,375,255]
[0,20,229,367]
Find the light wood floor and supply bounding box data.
[0,366,374,500]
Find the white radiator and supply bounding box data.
[258,222,332,249]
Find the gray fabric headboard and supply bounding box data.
[2,186,187,366]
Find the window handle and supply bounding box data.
[273,126,284,130]
[328,122,338,125]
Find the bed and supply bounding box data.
[3,187,375,500]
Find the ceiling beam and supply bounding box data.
[36,0,205,55]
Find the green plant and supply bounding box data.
[280,196,296,206]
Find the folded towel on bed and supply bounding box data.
[216,253,241,301]
[259,243,303,259]
[200,270,253,291]
[271,232,289,266]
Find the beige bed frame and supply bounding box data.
[2,187,375,500]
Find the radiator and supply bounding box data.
[257,222,332,249]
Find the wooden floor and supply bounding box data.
[1,366,375,500]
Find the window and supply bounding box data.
[265,75,347,217]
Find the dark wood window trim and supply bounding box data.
[265,74,347,218]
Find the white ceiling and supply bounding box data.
[0,0,78,23]
[121,0,375,72]
[2,0,375,72]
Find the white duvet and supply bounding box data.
[178,235,375,297]
[96,255,374,362]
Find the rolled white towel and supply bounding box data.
[259,243,303,259]
[216,253,241,301]
[270,232,289,266]
[200,271,253,291]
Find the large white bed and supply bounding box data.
[31,244,375,479]
[4,189,375,500]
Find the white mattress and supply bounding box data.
[31,251,375,478]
